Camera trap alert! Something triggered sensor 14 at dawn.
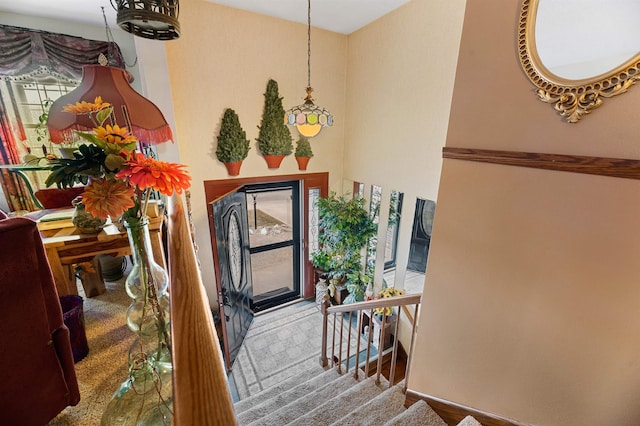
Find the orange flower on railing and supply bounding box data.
[82,179,135,219]
[116,152,191,196]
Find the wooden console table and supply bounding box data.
[37,213,165,296]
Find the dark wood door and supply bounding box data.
[211,188,253,370]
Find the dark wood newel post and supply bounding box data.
[320,296,329,368]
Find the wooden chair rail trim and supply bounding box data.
[326,293,422,314]
[443,147,640,180]
[167,195,236,426]
[405,389,532,426]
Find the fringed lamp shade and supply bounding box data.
[115,0,180,41]
[47,65,173,145]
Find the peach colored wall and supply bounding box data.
[165,1,347,302]
[410,1,640,425]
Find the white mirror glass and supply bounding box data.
[535,0,640,80]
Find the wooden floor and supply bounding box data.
[365,344,408,386]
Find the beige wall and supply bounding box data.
[410,1,640,425]
[165,1,347,301]
[344,0,466,289]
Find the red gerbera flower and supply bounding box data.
[116,152,191,196]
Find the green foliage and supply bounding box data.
[294,135,313,158]
[311,192,377,303]
[45,143,107,188]
[256,79,293,156]
[216,108,250,163]
[35,99,53,143]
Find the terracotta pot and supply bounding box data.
[263,154,285,169]
[224,161,242,176]
[295,156,310,170]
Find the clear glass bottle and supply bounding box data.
[101,217,173,425]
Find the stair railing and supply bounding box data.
[320,293,422,392]
[167,195,236,425]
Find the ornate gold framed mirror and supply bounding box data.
[518,0,640,122]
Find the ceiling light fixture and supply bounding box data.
[285,0,333,138]
[112,0,180,41]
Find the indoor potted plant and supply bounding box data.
[216,108,250,176]
[294,135,313,170]
[311,192,377,304]
[256,79,293,168]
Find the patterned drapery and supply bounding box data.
[0,24,125,81]
[0,25,126,211]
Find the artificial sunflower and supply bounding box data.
[62,96,111,115]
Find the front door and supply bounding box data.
[244,181,301,312]
[211,188,253,370]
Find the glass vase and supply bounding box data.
[101,217,173,425]
[71,197,106,233]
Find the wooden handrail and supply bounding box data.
[167,195,236,425]
[326,293,422,314]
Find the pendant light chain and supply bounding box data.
[284,0,333,137]
[102,6,138,68]
[307,0,312,89]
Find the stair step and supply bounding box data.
[383,400,447,426]
[329,382,406,426]
[457,415,483,426]
[238,368,349,425]
[233,364,325,414]
[287,375,389,426]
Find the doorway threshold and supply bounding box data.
[254,297,308,316]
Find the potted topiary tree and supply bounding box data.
[294,135,313,170]
[216,108,250,176]
[311,192,377,304]
[256,79,293,168]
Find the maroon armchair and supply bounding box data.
[0,214,80,425]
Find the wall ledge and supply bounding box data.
[443,147,640,180]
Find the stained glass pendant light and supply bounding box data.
[285,0,333,138]
[113,0,180,41]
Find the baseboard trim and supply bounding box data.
[405,389,531,426]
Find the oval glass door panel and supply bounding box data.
[228,211,243,291]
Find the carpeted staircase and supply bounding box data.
[233,365,483,425]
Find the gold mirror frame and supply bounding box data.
[518,0,640,122]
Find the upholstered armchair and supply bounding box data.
[0,212,80,425]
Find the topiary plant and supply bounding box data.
[294,135,313,158]
[256,79,293,156]
[216,108,250,163]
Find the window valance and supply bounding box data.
[0,25,125,81]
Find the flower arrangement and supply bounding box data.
[45,96,190,423]
[44,96,191,226]
[374,286,405,317]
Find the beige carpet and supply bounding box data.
[230,301,368,400]
[48,272,134,425]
